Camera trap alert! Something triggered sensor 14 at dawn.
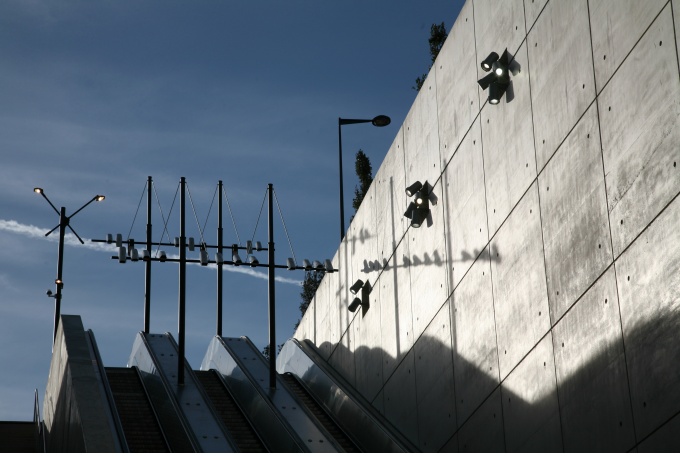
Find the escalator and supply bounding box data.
[194,370,267,453]
[280,373,360,453]
[105,367,170,453]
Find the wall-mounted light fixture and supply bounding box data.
[348,279,371,312]
[478,49,511,105]
[349,279,364,295]
[404,181,430,228]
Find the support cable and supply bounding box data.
[126,181,147,240]
[186,182,206,245]
[201,184,218,245]
[154,183,179,256]
[249,188,268,244]
[222,187,242,246]
[273,189,297,264]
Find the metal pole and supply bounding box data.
[338,118,345,242]
[217,180,223,337]
[53,207,66,344]
[144,176,152,334]
[267,184,276,389]
[178,177,186,385]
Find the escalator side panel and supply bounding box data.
[277,338,417,452]
[195,370,267,453]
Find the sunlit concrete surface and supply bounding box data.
[293,0,680,452]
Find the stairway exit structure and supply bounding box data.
[36,314,411,452]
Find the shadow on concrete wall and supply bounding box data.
[313,308,680,453]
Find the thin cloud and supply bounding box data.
[0,219,302,285]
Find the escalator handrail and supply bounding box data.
[86,329,129,453]
[280,372,361,452]
[207,369,269,452]
[137,332,202,452]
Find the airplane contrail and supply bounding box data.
[0,219,302,285]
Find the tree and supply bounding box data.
[352,149,373,213]
[294,270,325,330]
[413,22,448,91]
[261,343,284,361]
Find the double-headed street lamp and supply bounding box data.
[33,187,105,344]
[338,115,391,241]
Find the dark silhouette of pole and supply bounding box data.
[54,207,66,343]
[217,180,224,337]
[268,184,276,389]
[337,115,391,241]
[178,177,187,385]
[144,176,152,333]
[34,188,104,345]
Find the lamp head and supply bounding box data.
[371,115,391,127]
[348,297,362,312]
[34,187,43,194]
[95,195,105,202]
[480,51,499,72]
[349,279,364,295]
[405,181,423,197]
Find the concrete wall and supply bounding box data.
[43,315,120,452]
[293,0,680,452]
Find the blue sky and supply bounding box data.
[0,0,463,420]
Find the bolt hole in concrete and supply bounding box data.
[604,55,607,60]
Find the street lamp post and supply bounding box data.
[338,115,391,241]
[34,188,105,344]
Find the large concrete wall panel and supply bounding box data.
[638,413,680,452]
[328,322,356,388]
[589,0,668,92]
[436,0,480,163]
[345,186,384,401]
[374,128,407,261]
[599,5,680,257]
[325,253,345,348]
[501,333,562,452]
[403,73,449,341]
[414,304,456,452]
[404,71,442,180]
[451,256,499,426]
[552,268,635,452]
[352,276,384,402]
[382,350,419,446]
[456,387,505,452]
[615,193,680,441]
[379,242,414,379]
[523,0,548,32]
[539,104,612,322]
[490,183,550,379]
[528,0,595,171]
[473,0,526,62]
[480,42,536,236]
[443,120,488,291]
